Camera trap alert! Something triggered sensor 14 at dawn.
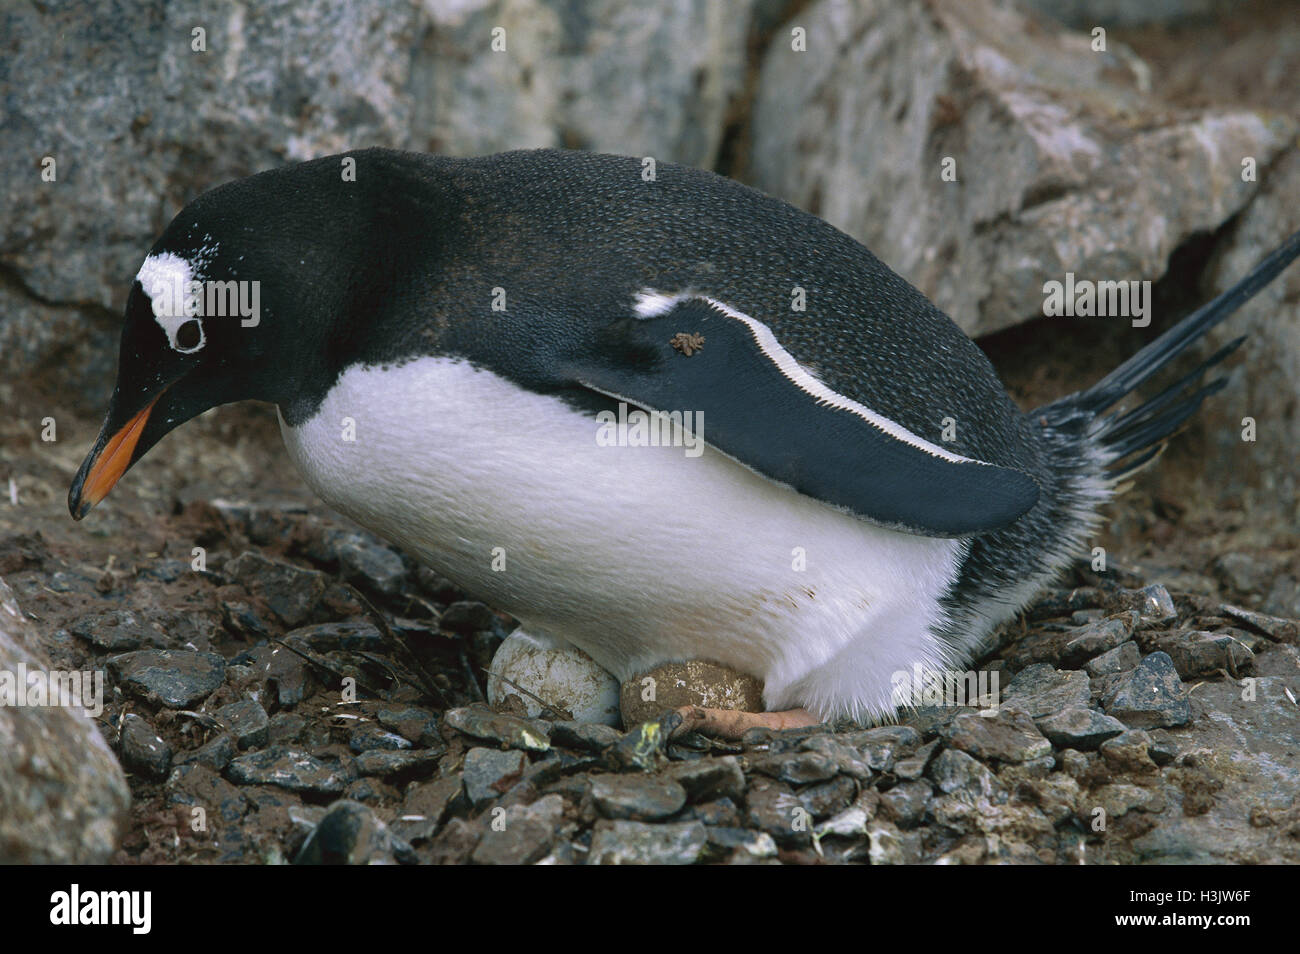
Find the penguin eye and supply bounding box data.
[175,319,204,352]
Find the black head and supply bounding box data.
[69,151,407,518]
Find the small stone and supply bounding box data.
[1021,773,1082,825]
[293,800,413,864]
[587,820,708,864]
[745,778,811,847]
[216,698,269,750]
[1035,706,1126,749]
[1104,652,1191,728]
[439,601,498,634]
[1098,729,1158,773]
[1156,631,1254,678]
[590,774,687,820]
[705,827,778,858]
[471,795,566,865]
[282,620,385,654]
[331,533,407,596]
[267,712,307,745]
[834,725,921,772]
[393,776,464,843]
[605,718,671,772]
[69,609,163,651]
[354,748,441,779]
[178,733,236,772]
[946,707,1051,763]
[677,797,742,826]
[1002,665,1090,719]
[225,551,329,628]
[815,805,872,839]
[1218,604,1299,643]
[1090,783,1166,818]
[108,649,226,708]
[748,750,839,785]
[343,777,399,803]
[893,739,940,780]
[800,735,872,780]
[462,747,528,805]
[797,774,857,819]
[1213,552,1274,597]
[663,755,745,803]
[549,721,623,752]
[1085,641,1141,677]
[348,726,413,754]
[226,747,353,794]
[1146,729,1178,766]
[119,713,173,781]
[376,706,439,747]
[1113,584,1177,626]
[1061,613,1136,668]
[444,706,550,752]
[619,659,764,728]
[878,780,932,828]
[928,749,1008,804]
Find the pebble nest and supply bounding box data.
[4,492,1300,865]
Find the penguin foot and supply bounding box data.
[671,705,821,740]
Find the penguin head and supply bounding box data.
[69,160,366,519]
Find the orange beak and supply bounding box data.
[70,393,161,519]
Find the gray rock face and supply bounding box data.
[1103,651,1192,728]
[750,0,1292,338]
[0,578,129,862]
[0,0,754,405]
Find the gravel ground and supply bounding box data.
[3,389,1299,865]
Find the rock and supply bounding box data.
[393,776,464,843]
[1085,641,1142,677]
[487,629,620,725]
[878,780,933,828]
[816,805,872,839]
[462,747,528,806]
[118,713,173,781]
[178,733,237,773]
[549,720,623,753]
[750,0,1292,340]
[663,756,746,803]
[282,620,384,654]
[797,774,858,820]
[800,735,873,780]
[928,749,1008,804]
[376,706,440,748]
[587,820,709,865]
[108,649,226,708]
[225,747,353,794]
[1155,630,1254,678]
[444,706,550,752]
[706,827,779,859]
[1036,706,1126,749]
[1104,652,1191,728]
[471,794,566,865]
[348,726,413,754]
[216,698,269,750]
[605,718,671,773]
[225,552,328,627]
[1098,729,1158,774]
[1020,773,1083,825]
[68,609,164,651]
[1091,783,1166,819]
[590,774,687,821]
[267,712,307,745]
[1147,730,1179,767]
[1213,552,1275,597]
[330,533,407,596]
[834,725,922,772]
[745,778,812,847]
[353,749,442,779]
[1061,614,1136,668]
[1116,585,1178,626]
[748,750,839,785]
[1218,605,1299,643]
[1262,575,1300,619]
[439,601,497,634]
[893,739,940,780]
[1002,665,1091,719]
[946,707,1052,763]
[293,800,413,865]
[619,659,764,728]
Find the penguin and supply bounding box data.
[69,148,1300,738]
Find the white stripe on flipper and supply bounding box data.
[632,289,980,466]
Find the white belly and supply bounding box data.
[278,357,964,721]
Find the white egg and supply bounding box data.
[486,629,621,726]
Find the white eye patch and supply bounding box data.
[136,252,206,353]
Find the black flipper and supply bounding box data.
[564,296,1040,537]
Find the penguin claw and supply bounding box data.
[670,705,821,740]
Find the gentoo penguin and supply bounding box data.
[69,148,1300,737]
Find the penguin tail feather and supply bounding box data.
[1034,227,1300,483]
